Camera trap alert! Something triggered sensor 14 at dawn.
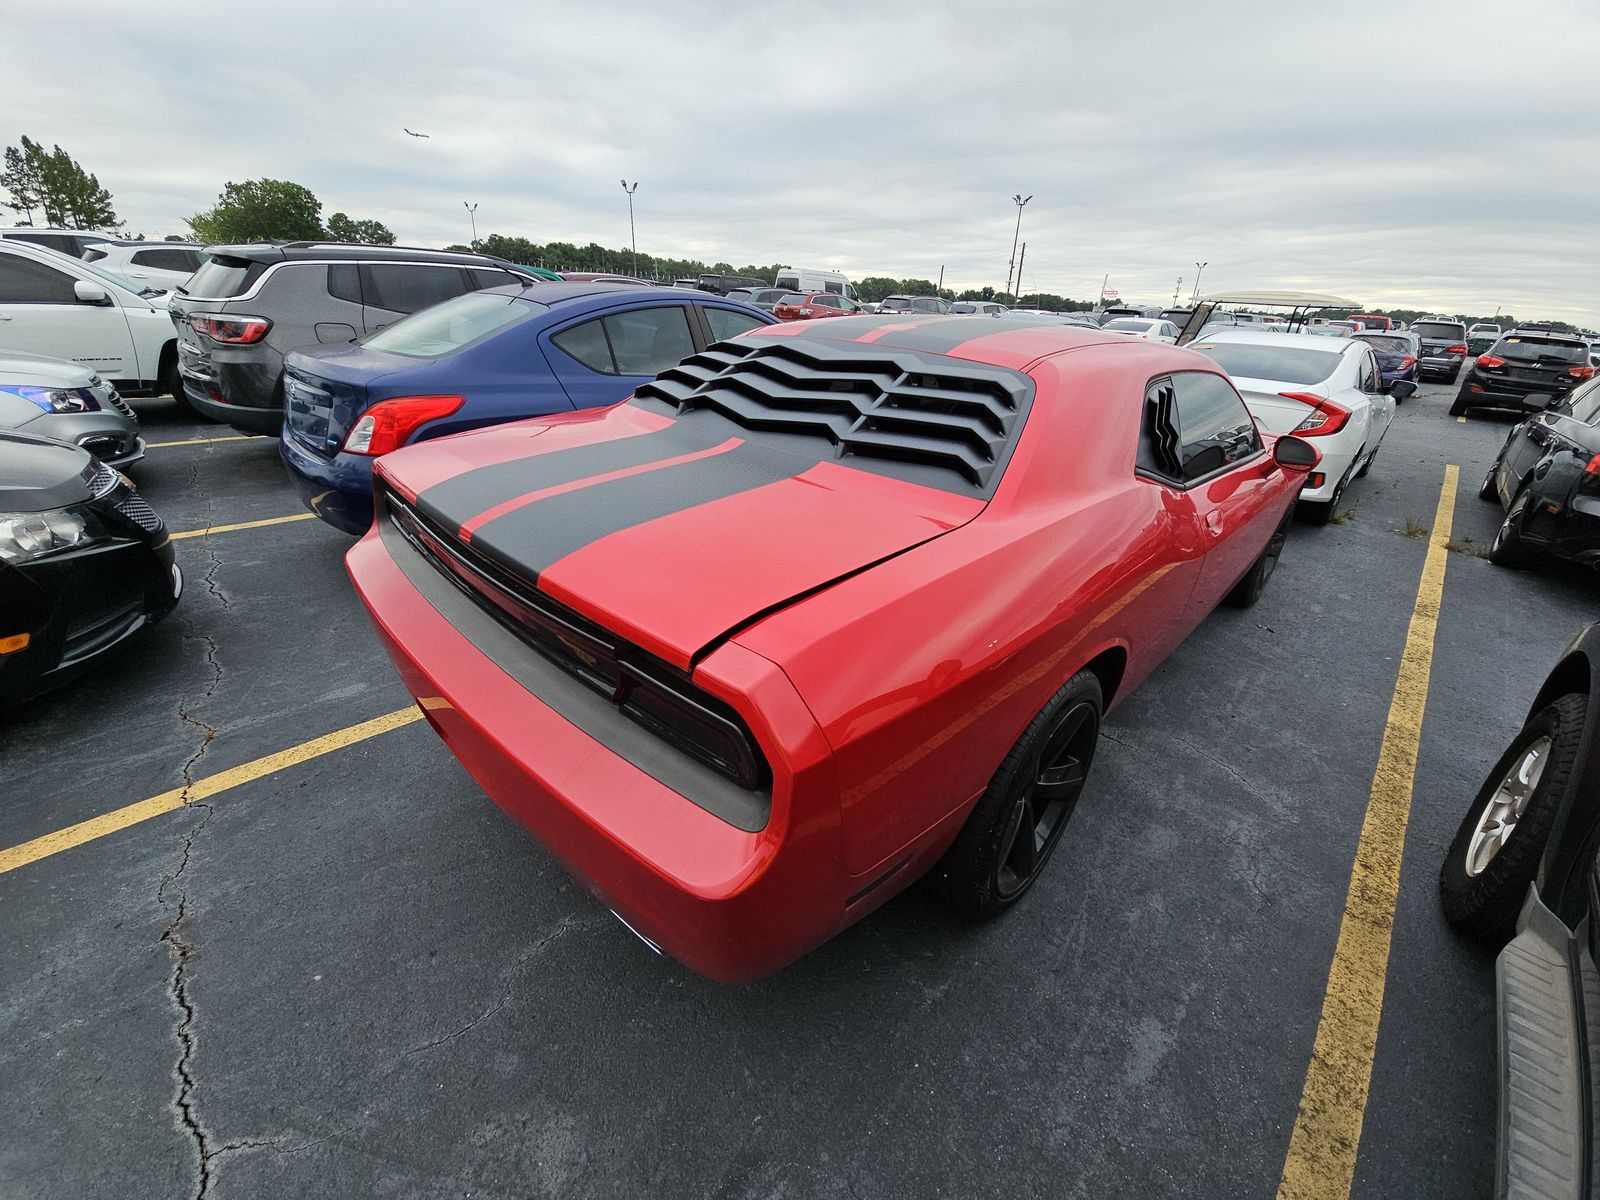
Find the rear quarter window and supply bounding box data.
[360,264,471,314]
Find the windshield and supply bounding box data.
[183,256,266,298]
[362,291,543,357]
[1495,336,1587,364]
[1191,342,1342,385]
[1412,321,1465,341]
[880,297,915,311]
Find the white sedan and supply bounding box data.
[1189,329,1411,523]
[1101,317,1178,343]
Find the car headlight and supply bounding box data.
[0,509,92,563]
[7,386,93,413]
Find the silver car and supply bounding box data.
[0,351,143,466]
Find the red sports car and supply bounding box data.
[348,316,1318,981]
[771,292,866,321]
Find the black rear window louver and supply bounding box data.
[635,338,1033,494]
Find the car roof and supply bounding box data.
[202,240,521,269]
[480,280,765,307]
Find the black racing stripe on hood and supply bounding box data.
[415,421,728,532]
[468,439,820,577]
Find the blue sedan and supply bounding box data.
[279,282,777,533]
[1352,331,1420,394]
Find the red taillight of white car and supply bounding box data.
[188,314,272,344]
[1279,391,1352,438]
[342,395,465,456]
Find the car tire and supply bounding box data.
[1489,487,1535,568]
[932,669,1103,920]
[1298,453,1356,525]
[1448,368,1461,384]
[1224,506,1293,608]
[1478,463,1500,502]
[1439,693,1587,944]
[161,361,200,420]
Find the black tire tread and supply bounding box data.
[1438,693,1588,943]
[931,670,1102,921]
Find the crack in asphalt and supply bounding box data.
[403,916,591,1058]
[160,450,229,1200]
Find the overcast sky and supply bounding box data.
[9,2,1599,323]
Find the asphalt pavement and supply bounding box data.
[2,376,1593,1199]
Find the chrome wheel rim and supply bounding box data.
[995,700,1098,899]
[1465,737,1551,877]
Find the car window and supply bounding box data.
[1495,336,1587,365]
[185,256,267,298]
[881,298,914,311]
[468,268,523,290]
[360,263,471,314]
[823,282,843,294]
[704,307,766,341]
[605,306,695,375]
[1563,378,1600,423]
[327,263,362,305]
[1173,372,1260,481]
[363,291,543,358]
[131,248,193,271]
[777,293,809,307]
[0,253,78,303]
[813,295,841,309]
[1412,321,1465,340]
[912,298,942,313]
[1191,342,1341,385]
[551,318,615,374]
[81,247,108,262]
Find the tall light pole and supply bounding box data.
[1005,193,1032,298]
[620,180,639,279]
[463,202,479,251]
[1173,276,1184,306]
[1191,261,1207,302]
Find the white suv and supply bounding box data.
[81,242,206,294]
[0,241,183,405]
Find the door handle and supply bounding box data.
[0,314,11,320]
[1205,510,1225,536]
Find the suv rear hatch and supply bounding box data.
[1411,320,1467,361]
[379,334,1033,669]
[168,252,274,387]
[1474,336,1593,402]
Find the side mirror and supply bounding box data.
[1274,435,1321,474]
[73,280,110,306]
[1389,380,1418,400]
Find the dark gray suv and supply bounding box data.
[168,243,537,434]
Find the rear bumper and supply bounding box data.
[346,514,873,982]
[1419,354,1464,376]
[183,380,284,434]
[1460,380,1572,413]
[279,434,374,535]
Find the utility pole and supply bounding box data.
[620,180,639,278]
[1191,261,1208,302]
[1098,273,1109,311]
[1173,276,1183,306]
[1014,242,1026,305]
[937,265,944,294]
[463,202,479,250]
[1005,193,1032,297]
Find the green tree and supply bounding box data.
[326,212,396,245]
[855,276,902,303]
[188,179,325,244]
[1,136,119,229]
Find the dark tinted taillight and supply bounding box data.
[619,660,769,790]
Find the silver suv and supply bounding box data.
[167,242,538,434]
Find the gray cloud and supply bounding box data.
[8,0,1598,323]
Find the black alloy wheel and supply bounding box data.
[1489,487,1535,568]
[933,670,1103,919]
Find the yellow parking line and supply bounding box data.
[169,513,316,540]
[1276,464,1459,1200]
[0,707,423,875]
[146,435,264,448]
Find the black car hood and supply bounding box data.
[0,430,100,512]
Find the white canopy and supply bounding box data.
[1197,290,1361,310]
